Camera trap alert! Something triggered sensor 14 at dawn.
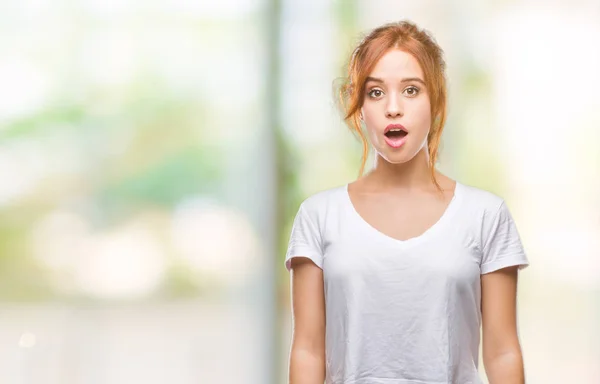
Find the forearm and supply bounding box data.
[484,351,525,384]
[289,347,325,384]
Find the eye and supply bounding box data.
[403,86,420,97]
[367,88,384,98]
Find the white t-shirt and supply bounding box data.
[284,181,529,384]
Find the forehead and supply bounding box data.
[368,49,423,79]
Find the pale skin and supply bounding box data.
[288,48,525,383]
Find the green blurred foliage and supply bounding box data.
[0,76,222,301]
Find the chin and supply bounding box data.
[378,151,412,165]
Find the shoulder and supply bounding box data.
[455,181,518,240]
[297,184,347,221]
[457,181,506,216]
[455,181,525,255]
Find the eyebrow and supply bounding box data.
[365,76,426,85]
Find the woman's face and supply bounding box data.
[360,49,432,164]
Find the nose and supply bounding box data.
[385,93,404,118]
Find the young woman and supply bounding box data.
[284,20,530,384]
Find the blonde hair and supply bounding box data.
[337,20,448,191]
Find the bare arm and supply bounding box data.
[481,265,525,384]
[288,257,326,384]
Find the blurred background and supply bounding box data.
[0,0,598,383]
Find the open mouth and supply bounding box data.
[384,129,408,139]
[383,127,408,148]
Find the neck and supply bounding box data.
[365,148,436,191]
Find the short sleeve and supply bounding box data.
[480,201,530,274]
[284,203,324,271]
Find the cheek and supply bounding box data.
[413,100,432,130]
[361,106,379,133]
[363,116,382,141]
[361,103,376,120]
[415,98,431,116]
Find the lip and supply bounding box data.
[384,124,408,134]
[384,134,408,148]
[383,124,408,148]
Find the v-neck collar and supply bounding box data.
[343,181,463,249]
